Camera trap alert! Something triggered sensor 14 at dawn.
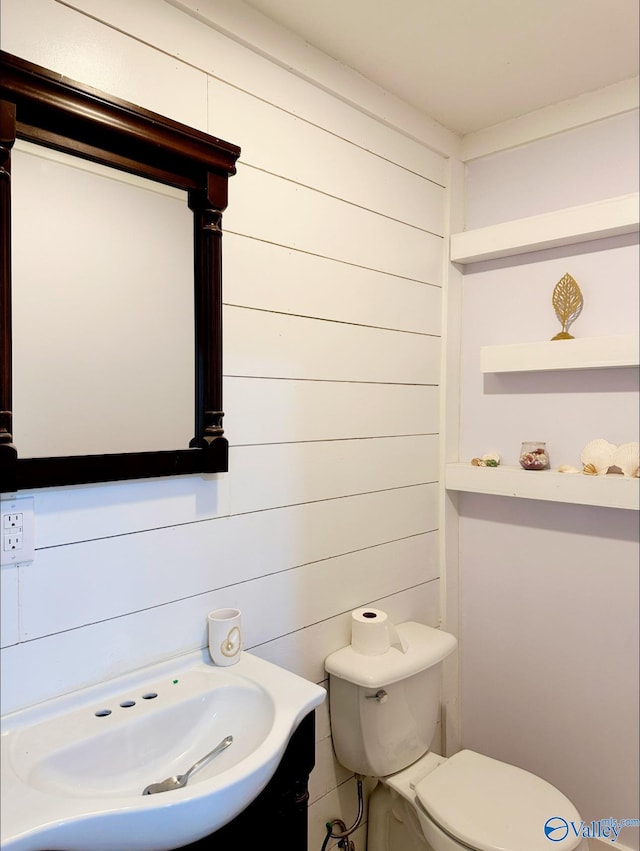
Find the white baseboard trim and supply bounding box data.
[589,836,638,851]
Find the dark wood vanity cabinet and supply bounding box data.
[179,711,316,851]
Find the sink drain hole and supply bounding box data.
[142,692,158,700]
[95,709,112,717]
[120,700,136,708]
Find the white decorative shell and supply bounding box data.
[482,453,500,466]
[613,442,640,478]
[580,439,616,476]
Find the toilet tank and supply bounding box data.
[325,622,457,777]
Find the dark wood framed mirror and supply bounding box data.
[0,51,240,492]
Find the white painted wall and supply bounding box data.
[465,111,640,228]
[458,114,639,849]
[0,0,449,847]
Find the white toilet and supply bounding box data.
[325,620,587,851]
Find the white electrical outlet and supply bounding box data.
[0,497,35,565]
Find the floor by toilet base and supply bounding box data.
[325,620,588,851]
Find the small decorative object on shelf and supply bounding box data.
[580,439,639,477]
[581,438,616,475]
[614,442,640,478]
[551,272,583,341]
[519,442,549,470]
[558,464,580,473]
[471,453,500,467]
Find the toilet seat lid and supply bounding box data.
[414,750,582,851]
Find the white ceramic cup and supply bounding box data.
[207,608,243,666]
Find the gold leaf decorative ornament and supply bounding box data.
[551,273,583,340]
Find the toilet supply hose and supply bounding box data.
[320,774,364,851]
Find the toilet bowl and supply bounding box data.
[325,620,587,851]
[368,750,588,851]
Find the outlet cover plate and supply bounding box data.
[1,496,35,566]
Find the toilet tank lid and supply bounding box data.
[324,622,457,687]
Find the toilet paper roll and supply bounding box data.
[350,608,406,655]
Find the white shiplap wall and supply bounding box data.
[0,0,450,846]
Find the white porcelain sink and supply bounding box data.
[1,650,325,850]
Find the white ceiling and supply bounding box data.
[241,0,639,135]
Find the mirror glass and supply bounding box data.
[11,141,194,458]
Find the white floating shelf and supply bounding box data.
[445,463,639,511]
[450,193,639,264]
[480,335,640,373]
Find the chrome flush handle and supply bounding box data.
[365,689,388,703]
